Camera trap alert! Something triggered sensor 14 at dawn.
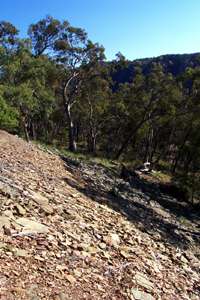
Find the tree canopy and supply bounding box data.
[0,16,200,205]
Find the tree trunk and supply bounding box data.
[76,122,80,143]
[21,114,30,142]
[115,133,134,160]
[184,154,193,175]
[31,121,37,140]
[171,127,191,174]
[86,98,97,154]
[115,125,140,159]
[24,122,30,142]
[143,137,150,162]
[62,73,80,152]
[91,134,96,153]
[66,106,77,152]
[114,116,150,160]
[87,132,97,154]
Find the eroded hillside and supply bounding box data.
[0,130,199,300]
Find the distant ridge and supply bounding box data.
[111,52,200,85]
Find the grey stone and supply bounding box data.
[13,248,29,257]
[135,273,154,291]
[30,192,54,214]
[0,216,10,230]
[15,203,26,215]
[15,217,49,234]
[131,288,154,300]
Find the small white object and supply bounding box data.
[141,161,151,172]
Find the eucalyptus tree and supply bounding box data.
[0,87,18,131]
[1,40,56,141]
[77,48,110,153]
[0,21,19,52]
[54,36,106,152]
[112,63,182,160]
[29,16,106,151]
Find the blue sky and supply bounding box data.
[1,0,200,60]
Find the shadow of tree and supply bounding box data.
[128,176,197,218]
[61,157,200,250]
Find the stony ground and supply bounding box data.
[0,130,199,300]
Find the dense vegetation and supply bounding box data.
[0,16,200,204]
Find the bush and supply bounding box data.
[0,94,19,131]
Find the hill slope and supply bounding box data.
[112,52,200,85]
[0,130,199,300]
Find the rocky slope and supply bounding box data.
[0,130,199,300]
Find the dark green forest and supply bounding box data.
[0,16,200,204]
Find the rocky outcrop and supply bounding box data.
[0,130,199,300]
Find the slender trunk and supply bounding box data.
[171,129,191,174]
[62,74,79,152]
[115,95,160,160]
[87,98,97,154]
[21,113,30,142]
[191,172,195,205]
[144,137,149,162]
[115,134,133,160]
[87,131,97,154]
[76,122,80,143]
[92,135,96,153]
[63,92,77,152]
[24,122,30,142]
[115,117,148,160]
[67,107,77,152]
[150,138,158,164]
[31,122,37,140]
[184,155,193,175]
[171,153,181,174]
[51,123,61,141]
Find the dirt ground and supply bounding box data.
[0,130,199,300]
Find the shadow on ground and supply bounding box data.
[61,156,200,250]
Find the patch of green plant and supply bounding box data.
[151,170,171,183]
[157,160,172,172]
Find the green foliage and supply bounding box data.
[0,90,18,130]
[174,173,200,204]
[0,16,200,204]
[0,21,19,50]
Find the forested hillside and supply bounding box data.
[0,130,199,299]
[0,16,200,204]
[111,52,200,86]
[0,14,200,300]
